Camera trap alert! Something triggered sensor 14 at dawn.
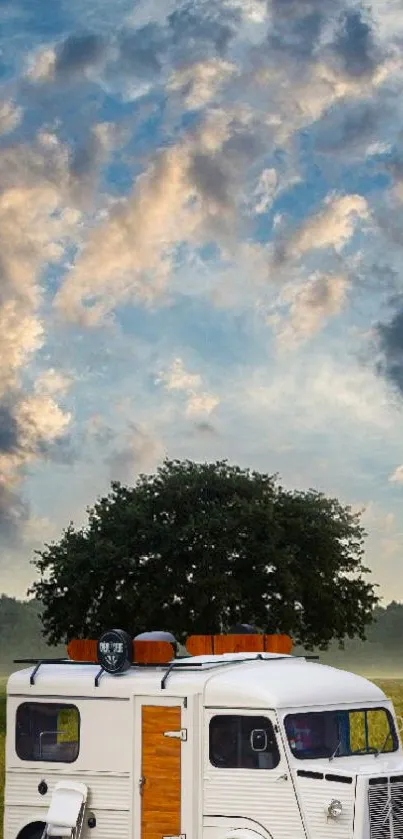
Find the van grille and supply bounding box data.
[369,776,403,839]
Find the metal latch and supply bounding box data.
[164,729,187,741]
[162,835,186,839]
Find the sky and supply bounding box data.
[1,0,403,603]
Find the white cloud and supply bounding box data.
[0,394,72,493]
[26,47,56,83]
[0,132,80,536]
[157,357,202,392]
[242,356,395,435]
[389,465,403,484]
[54,143,199,323]
[289,194,370,258]
[34,369,72,396]
[168,58,236,109]
[186,391,220,417]
[254,168,278,214]
[0,305,43,398]
[0,100,22,135]
[106,424,165,482]
[16,395,71,447]
[157,357,219,418]
[54,108,247,323]
[0,135,80,394]
[271,272,349,348]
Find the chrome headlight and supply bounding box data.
[327,799,343,819]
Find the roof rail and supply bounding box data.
[161,653,287,689]
[14,652,319,688]
[160,653,319,689]
[14,658,95,686]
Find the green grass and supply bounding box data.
[376,680,403,718]
[0,678,402,839]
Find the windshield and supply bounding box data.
[284,708,398,760]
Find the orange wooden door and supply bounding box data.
[141,706,182,839]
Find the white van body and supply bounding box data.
[4,651,403,839]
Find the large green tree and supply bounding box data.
[29,459,378,649]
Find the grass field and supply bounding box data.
[0,678,402,839]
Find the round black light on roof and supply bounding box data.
[97,629,133,674]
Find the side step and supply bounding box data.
[41,781,88,839]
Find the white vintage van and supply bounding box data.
[3,628,403,839]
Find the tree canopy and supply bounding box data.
[29,459,379,649]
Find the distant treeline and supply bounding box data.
[0,595,65,674]
[0,595,402,677]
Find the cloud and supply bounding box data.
[54,142,195,323]
[194,421,217,435]
[0,100,22,135]
[0,131,80,540]
[53,98,288,324]
[67,121,122,204]
[189,150,235,211]
[157,357,219,418]
[332,9,379,79]
[25,33,106,89]
[157,357,202,392]
[376,302,403,394]
[0,485,28,542]
[389,465,403,484]
[278,194,370,262]
[54,108,247,323]
[34,369,71,396]
[268,1,325,61]
[314,99,390,158]
[241,355,395,435]
[253,168,278,214]
[167,0,240,59]
[117,23,165,78]
[26,47,57,83]
[168,58,236,109]
[270,272,348,348]
[16,395,71,451]
[0,305,43,397]
[0,133,81,391]
[106,424,165,482]
[55,33,105,78]
[186,391,219,417]
[0,395,71,475]
[0,405,19,454]
[0,391,72,540]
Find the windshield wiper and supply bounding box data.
[329,741,341,761]
[375,731,392,758]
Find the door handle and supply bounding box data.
[139,776,146,794]
[276,773,288,781]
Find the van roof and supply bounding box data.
[7,653,386,710]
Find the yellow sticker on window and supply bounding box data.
[57,708,79,744]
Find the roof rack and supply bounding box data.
[14,659,96,686]
[14,652,319,688]
[161,653,269,689]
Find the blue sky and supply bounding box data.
[1,0,403,603]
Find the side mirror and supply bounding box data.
[250,729,268,752]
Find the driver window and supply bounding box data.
[209,714,280,769]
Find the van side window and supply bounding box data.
[16,702,80,762]
[209,715,280,769]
